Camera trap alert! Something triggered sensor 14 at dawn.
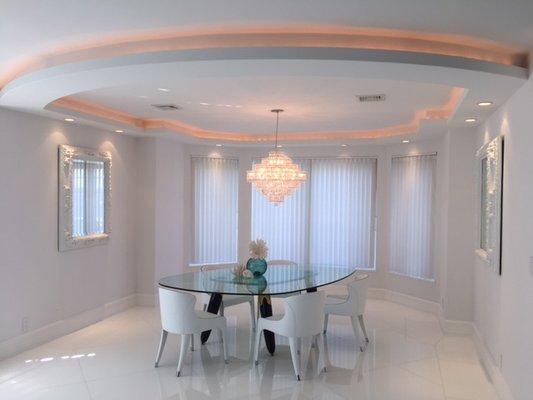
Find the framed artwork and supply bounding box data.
[475,136,504,274]
[58,145,112,251]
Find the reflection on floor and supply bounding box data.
[0,298,499,400]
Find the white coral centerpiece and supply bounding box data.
[249,239,268,260]
[232,263,254,279]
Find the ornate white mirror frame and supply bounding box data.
[475,136,503,274]
[58,145,111,251]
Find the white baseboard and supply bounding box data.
[438,318,474,335]
[0,294,137,360]
[472,325,515,400]
[368,287,442,315]
[136,293,157,306]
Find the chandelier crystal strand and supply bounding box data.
[246,109,307,204]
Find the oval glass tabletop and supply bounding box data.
[158,264,357,296]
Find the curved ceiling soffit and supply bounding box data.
[1,26,527,142]
[49,87,464,142]
[0,26,528,90]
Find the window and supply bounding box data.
[389,154,436,280]
[191,157,239,265]
[58,145,111,251]
[251,157,377,269]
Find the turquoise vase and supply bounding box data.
[246,258,268,276]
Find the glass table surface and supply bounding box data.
[158,264,357,296]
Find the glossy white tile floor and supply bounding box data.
[0,298,499,400]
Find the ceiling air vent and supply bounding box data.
[356,94,386,103]
[151,104,182,111]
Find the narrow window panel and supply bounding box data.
[309,158,377,269]
[192,157,239,264]
[389,154,436,280]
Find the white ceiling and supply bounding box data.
[0,1,531,145]
[75,77,451,134]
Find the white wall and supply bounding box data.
[0,108,138,343]
[474,76,533,400]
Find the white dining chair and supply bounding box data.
[254,291,326,380]
[323,273,370,351]
[155,287,228,377]
[200,264,256,332]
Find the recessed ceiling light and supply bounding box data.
[224,104,232,107]
[465,118,477,123]
[157,88,170,92]
[115,129,124,133]
[215,144,222,147]
[341,144,348,147]
[64,118,75,122]
[276,145,283,148]
[199,102,210,106]
[477,101,493,107]
[402,139,410,144]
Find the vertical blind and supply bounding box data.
[192,157,239,264]
[389,154,436,280]
[251,157,377,269]
[251,160,311,264]
[309,158,377,268]
[71,159,105,237]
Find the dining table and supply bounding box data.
[158,263,356,355]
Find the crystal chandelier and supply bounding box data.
[247,109,307,204]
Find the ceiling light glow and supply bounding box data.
[402,139,410,143]
[477,101,493,107]
[341,144,347,147]
[114,129,124,133]
[157,88,170,92]
[215,144,222,147]
[64,118,75,122]
[465,118,477,122]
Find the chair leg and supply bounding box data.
[203,303,207,312]
[249,299,256,332]
[190,333,195,351]
[176,334,190,377]
[289,337,301,380]
[220,303,225,317]
[323,314,329,334]
[154,330,168,367]
[220,327,229,363]
[358,315,369,343]
[317,333,327,373]
[253,325,263,365]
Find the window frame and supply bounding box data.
[58,145,111,251]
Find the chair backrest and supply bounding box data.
[347,274,369,316]
[158,287,197,334]
[281,291,325,337]
[267,259,298,266]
